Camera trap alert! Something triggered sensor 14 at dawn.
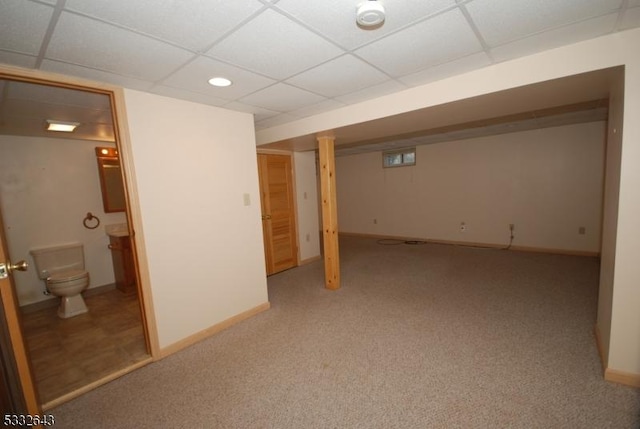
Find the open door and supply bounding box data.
[258,153,298,275]
[0,209,40,415]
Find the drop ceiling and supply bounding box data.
[0,0,637,148]
[0,79,114,142]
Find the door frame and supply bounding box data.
[0,64,160,404]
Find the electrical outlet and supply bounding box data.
[578,226,586,235]
[306,233,310,242]
[373,218,377,224]
[509,223,515,232]
[460,222,466,232]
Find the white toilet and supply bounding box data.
[30,243,90,319]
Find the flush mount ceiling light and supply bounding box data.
[46,120,80,132]
[208,77,232,87]
[356,0,386,28]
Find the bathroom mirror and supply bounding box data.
[95,147,126,212]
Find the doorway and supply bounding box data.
[0,74,152,409]
[257,153,298,275]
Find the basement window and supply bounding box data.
[383,148,416,168]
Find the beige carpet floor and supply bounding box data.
[51,236,640,428]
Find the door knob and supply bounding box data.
[8,260,28,272]
[0,260,28,279]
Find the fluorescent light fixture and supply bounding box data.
[46,120,80,132]
[208,77,232,87]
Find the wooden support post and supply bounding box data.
[317,135,340,290]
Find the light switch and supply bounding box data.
[243,193,251,206]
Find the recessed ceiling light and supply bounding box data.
[208,77,232,87]
[46,120,80,132]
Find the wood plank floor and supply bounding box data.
[20,289,148,405]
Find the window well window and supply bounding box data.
[383,148,416,168]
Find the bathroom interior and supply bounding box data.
[0,78,150,408]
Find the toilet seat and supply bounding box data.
[48,269,88,284]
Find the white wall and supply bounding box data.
[608,56,640,375]
[257,29,640,378]
[0,135,126,306]
[336,122,606,253]
[122,89,269,350]
[597,74,624,366]
[293,151,320,262]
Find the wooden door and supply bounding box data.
[258,154,298,275]
[0,209,40,414]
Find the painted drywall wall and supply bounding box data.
[597,74,624,367]
[257,29,640,377]
[122,89,269,350]
[293,151,320,262]
[0,135,126,306]
[608,58,640,375]
[336,122,605,253]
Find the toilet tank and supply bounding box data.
[30,243,85,280]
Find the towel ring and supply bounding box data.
[83,212,101,230]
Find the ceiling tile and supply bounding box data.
[255,112,300,130]
[354,9,483,77]
[334,80,406,105]
[7,81,111,110]
[46,12,194,81]
[4,98,109,128]
[466,0,623,47]
[0,0,53,55]
[0,51,37,68]
[239,83,326,112]
[206,9,344,79]
[0,0,634,140]
[490,13,618,63]
[64,0,264,51]
[286,55,389,97]
[399,52,491,87]
[161,56,276,100]
[149,85,228,107]
[41,59,155,91]
[224,101,281,122]
[275,0,456,50]
[620,7,640,30]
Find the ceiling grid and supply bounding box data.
[0,0,637,148]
